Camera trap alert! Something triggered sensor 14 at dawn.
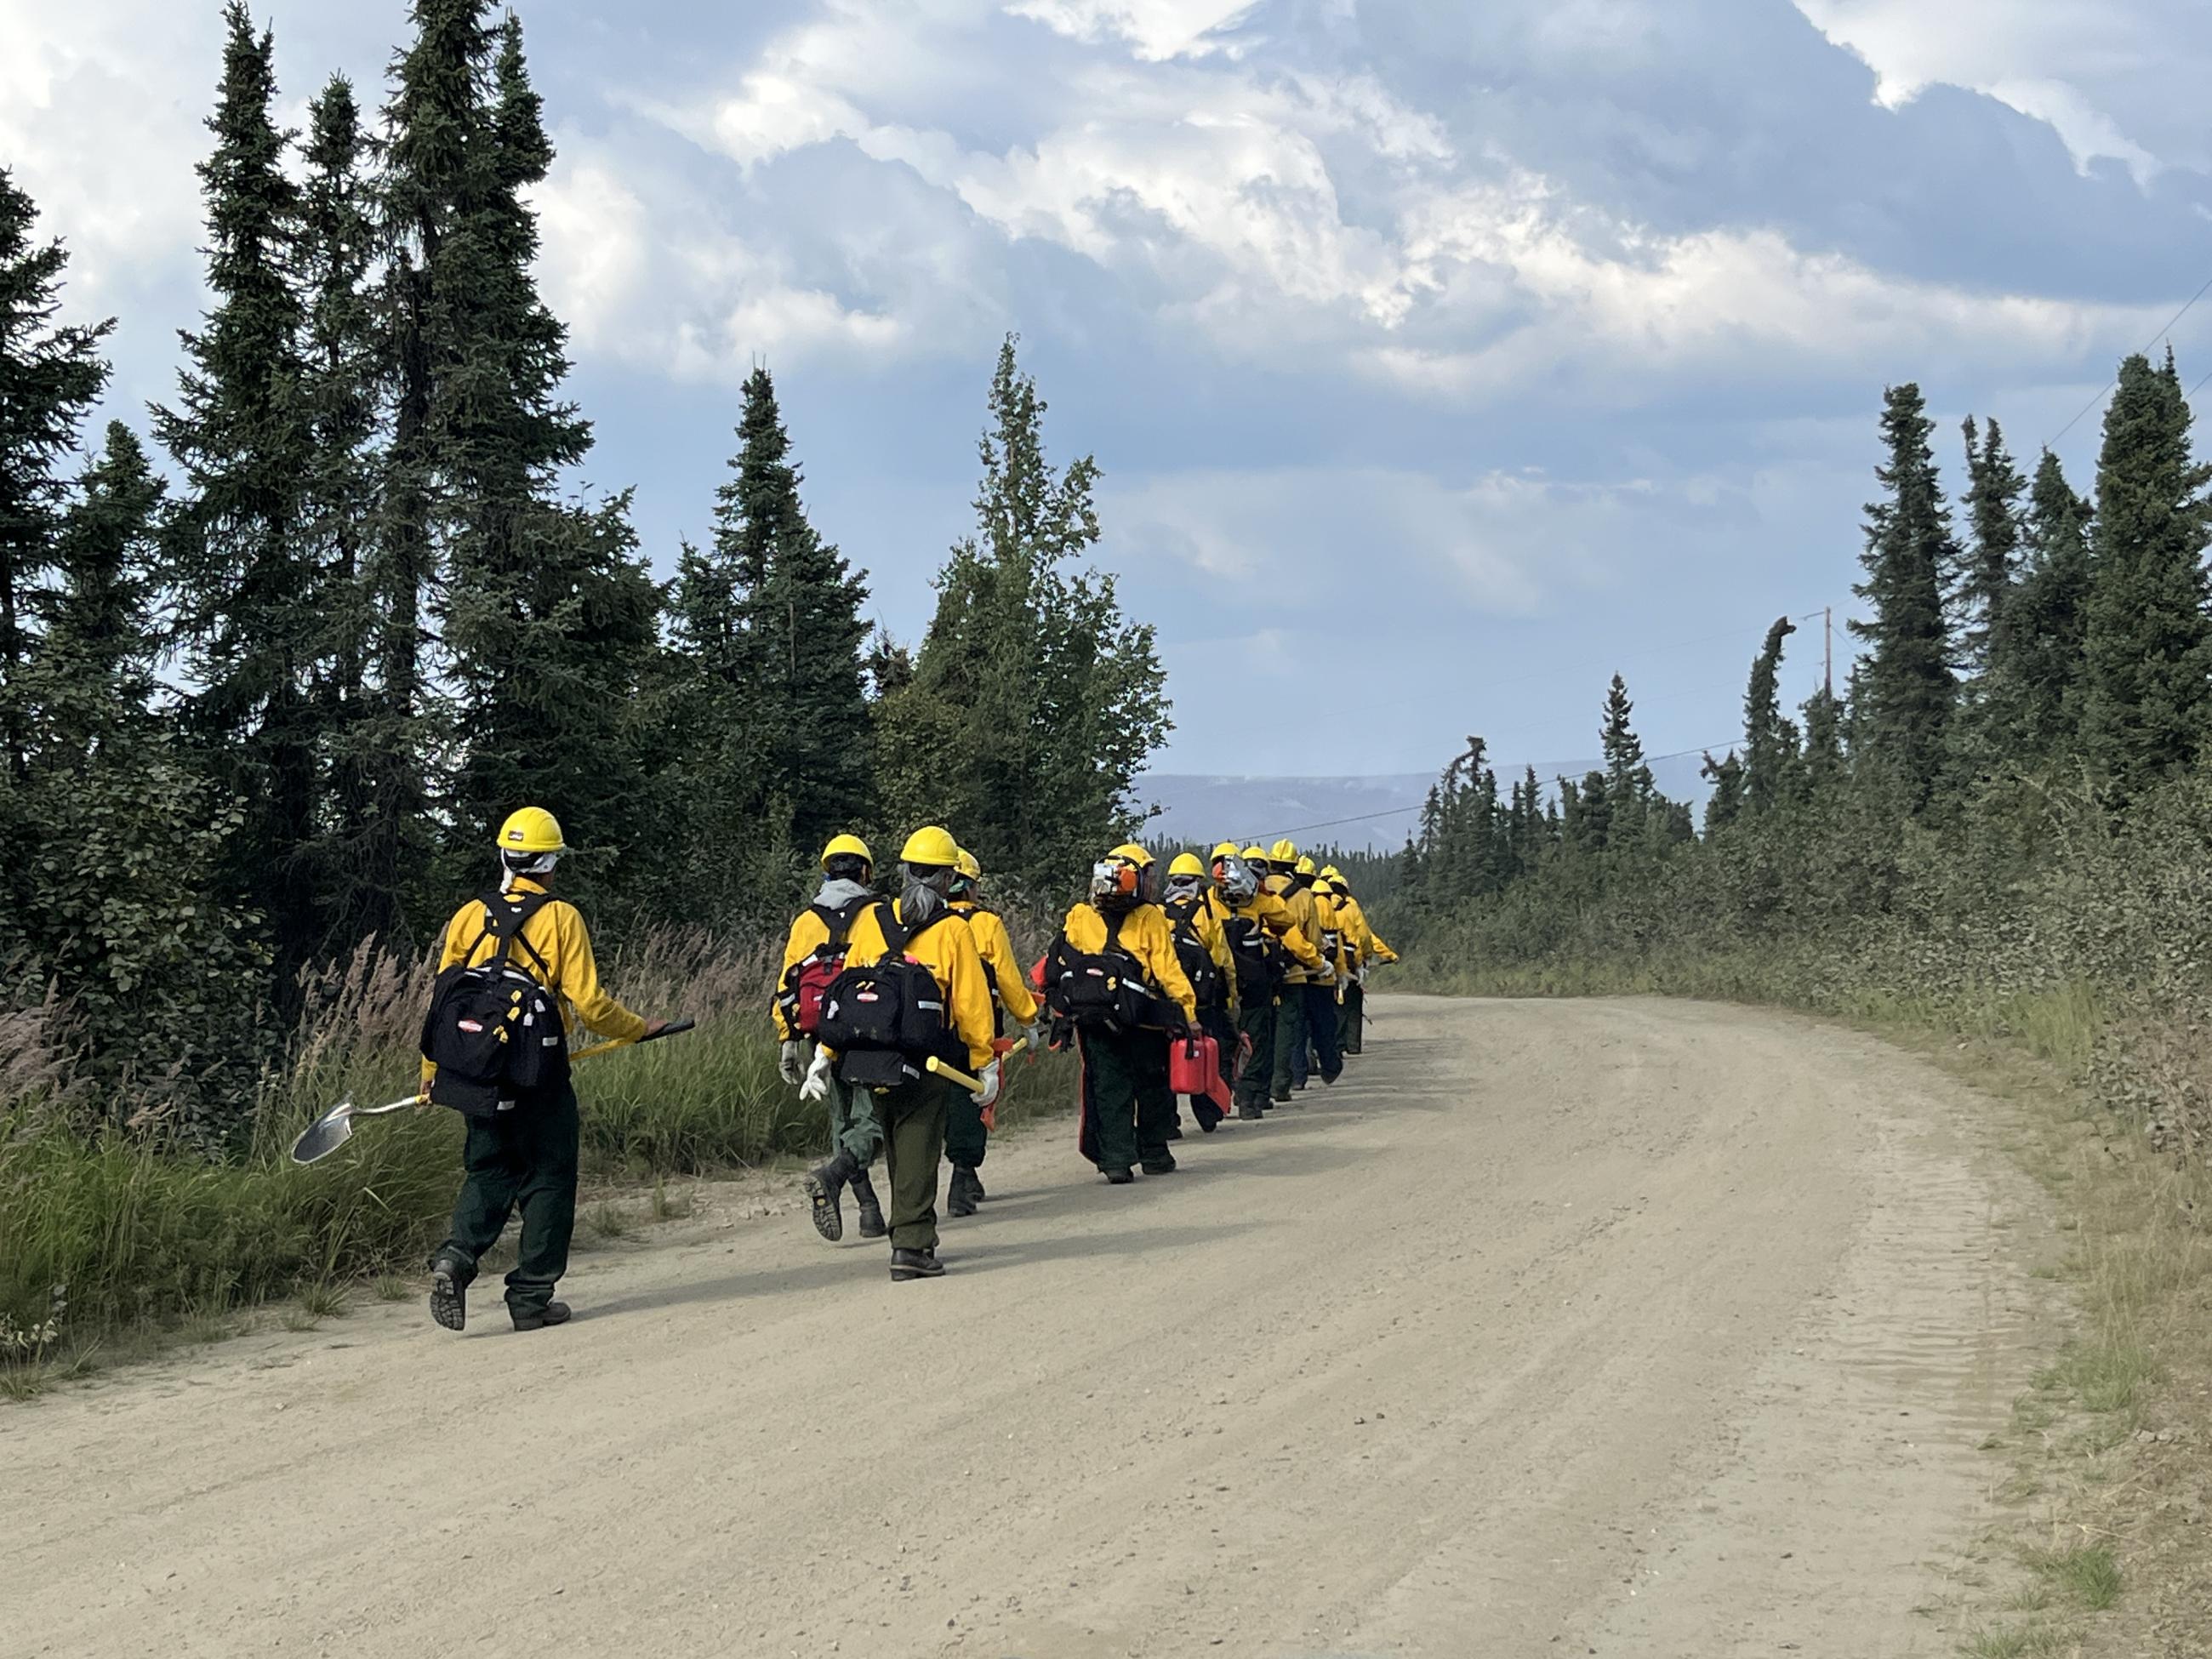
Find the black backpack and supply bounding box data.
[1045,909,1166,1032]
[1162,898,1226,1011]
[421,888,568,1118]
[1222,910,1286,1003]
[816,909,962,1090]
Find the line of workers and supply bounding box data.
[771,832,1397,1281]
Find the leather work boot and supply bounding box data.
[1141,1155,1177,1176]
[510,1300,572,1332]
[804,1149,858,1243]
[1104,1167,1135,1185]
[890,1247,945,1281]
[851,1171,887,1239]
[428,1250,470,1332]
[1237,1105,1265,1121]
[946,1165,980,1218]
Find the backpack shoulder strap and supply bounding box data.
[882,904,951,961]
[481,887,558,982]
[813,894,875,950]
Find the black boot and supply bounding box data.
[510,1300,572,1332]
[1237,1105,1265,1121]
[1141,1154,1177,1175]
[850,1170,887,1239]
[1104,1166,1135,1185]
[1194,1100,1224,1134]
[947,1164,980,1219]
[890,1247,944,1281]
[428,1249,470,1332]
[1166,1118,1184,1141]
[803,1149,857,1243]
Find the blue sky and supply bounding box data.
[7,0,2210,779]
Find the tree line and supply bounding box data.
[1387,351,2212,950]
[0,1,1166,1139]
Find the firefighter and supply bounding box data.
[1293,857,1347,1088]
[1215,853,1323,1120]
[1160,852,1235,1133]
[802,827,1000,1281]
[1264,840,1325,1099]
[1323,864,1374,1055]
[1041,849,1198,1183]
[426,808,670,1333]
[778,835,887,1246]
[944,847,1042,1217]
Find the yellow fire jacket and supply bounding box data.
[772,888,880,1040]
[1267,876,1331,986]
[953,899,1040,1026]
[425,879,647,1086]
[1057,902,1200,1025]
[837,898,1000,1074]
[1225,892,1323,978]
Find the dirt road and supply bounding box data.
[6,996,2055,1657]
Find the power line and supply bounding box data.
[2047,265,2212,448]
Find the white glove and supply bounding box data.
[976,1060,1003,1112]
[779,1040,807,1086]
[1023,1021,1047,1052]
[800,1050,835,1103]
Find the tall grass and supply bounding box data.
[2,909,1080,1364]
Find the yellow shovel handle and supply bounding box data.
[925,1056,985,1093]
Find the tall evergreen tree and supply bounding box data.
[1599,674,1652,829]
[2078,351,2212,793]
[1702,750,1746,831]
[2007,450,2094,761]
[297,73,394,945]
[1955,415,2024,677]
[1850,383,1957,808]
[0,168,112,786]
[30,424,163,754]
[1799,685,1846,801]
[877,336,1169,887]
[155,1,320,978]
[713,366,872,852]
[1742,616,1799,813]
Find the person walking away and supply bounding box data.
[425,808,670,1333]
[804,827,1000,1280]
[1297,858,1348,1087]
[1042,850,1198,1183]
[944,847,1043,1217]
[1264,840,1321,1100]
[776,834,888,1244]
[1160,852,1235,1133]
[1216,855,1321,1120]
[1323,865,1371,1056]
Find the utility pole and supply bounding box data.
[1823,607,1833,698]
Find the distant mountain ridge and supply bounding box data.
[1139,755,1716,852]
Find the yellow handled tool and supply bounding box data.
[925,1038,1028,1096]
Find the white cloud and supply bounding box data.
[1792,0,2192,180]
[1005,0,1263,62]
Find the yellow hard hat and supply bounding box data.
[1270,839,1298,864]
[955,848,982,882]
[1109,842,1154,867]
[1313,877,1335,896]
[1296,855,1317,876]
[1241,845,1268,864]
[1321,864,1344,882]
[821,833,873,870]
[1211,841,1240,861]
[1168,852,1207,878]
[900,825,961,868]
[497,807,566,856]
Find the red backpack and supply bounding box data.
[779,895,880,1039]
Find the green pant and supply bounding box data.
[1077,1028,1175,1173]
[945,1080,989,1172]
[1234,1001,1277,1113]
[823,1063,884,1167]
[1271,985,1308,1098]
[872,1075,951,1251]
[441,1079,579,1316]
[1340,979,1365,1054]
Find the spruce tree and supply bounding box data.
[298,74,394,944]
[1742,616,1800,812]
[1955,416,2024,677]
[0,168,112,785]
[1702,750,1746,831]
[1799,686,1846,801]
[1599,674,1653,829]
[31,424,163,753]
[155,1,320,977]
[2078,351,2212,792]
[714,366,872,852]
[1850,383,1957,809]
[877,336,1168,887]
[2007,450,2094,761]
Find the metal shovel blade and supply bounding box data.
[290,1102,357,1166]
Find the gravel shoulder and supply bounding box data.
[3,995,2055,1657]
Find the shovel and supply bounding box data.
[289,1019,698,1166]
